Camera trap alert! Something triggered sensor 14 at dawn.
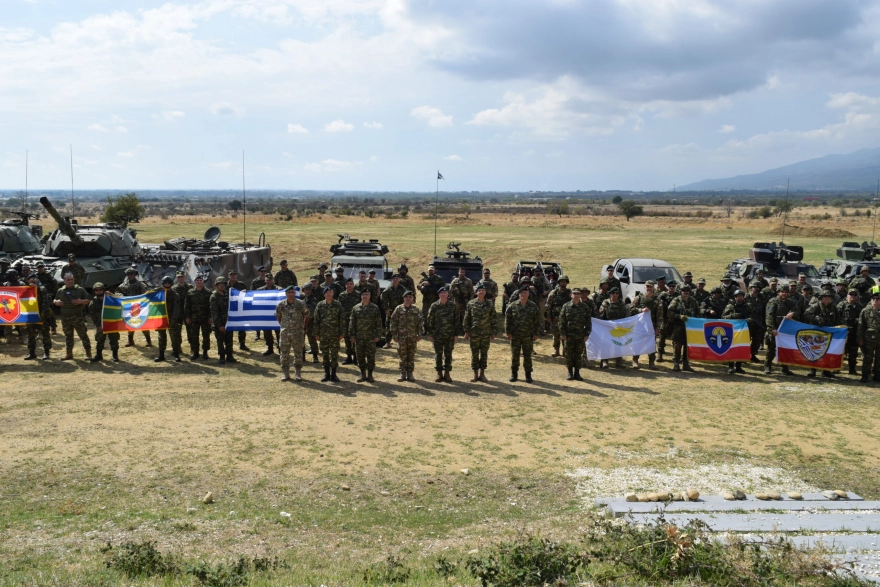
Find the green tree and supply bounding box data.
[546,199,569,216]
[773,200,794,217]
[617,200,644,221]
[228,199,243,211]
[101,193,145,223]
[611,195,623,204]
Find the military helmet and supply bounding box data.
[749,283,761,290]
[697,278,706,284]
[125,267,137,275]
[26,273,38,282]
[92,282,105,289]
[819,290,833,298]
[683,271,693,277]
[176,270,186,276]
[711,286,722,294]
[734,289,745,297]
[162,276,173,285]
[6,269,17,277]
[215,277,227,284]
[557,274,569,283]
[228,269,238,275]
[721,274,732,281]
[680,284,693,292]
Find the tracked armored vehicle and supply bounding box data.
[727,242,820,290]
[0,212,43,269]
[819,241,880,282]
[329,235,392,290]
[432,243,483,285]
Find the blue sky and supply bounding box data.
[2,0,880,191]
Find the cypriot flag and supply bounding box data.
[586,312,656,360]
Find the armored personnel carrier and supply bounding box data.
[329,234,392,290]
[819,241,880,282]
[0,211,43,269]
[432,242,483,285]
[726,241,820,290]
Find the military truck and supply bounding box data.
[727,242,821,290]
[432,242,483,285]
[819,241,880,282]
[329,234,393,290]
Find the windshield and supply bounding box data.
[632,266,683,284]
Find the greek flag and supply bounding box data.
[226,288,287,331]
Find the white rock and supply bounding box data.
[460,469,470,476]
[823,490,840,500]
[722,492,735,501]
[834,490,848,499]
[202,492,214,504]
[787,491,803,500]
[686,488,700,501]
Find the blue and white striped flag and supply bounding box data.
[226,288,288,331]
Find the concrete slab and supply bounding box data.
[595,492,862,508]
[607,500,880,517]
[627,513,880,533]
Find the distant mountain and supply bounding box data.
[679,147,880,191]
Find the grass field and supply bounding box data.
[2,210,879,585]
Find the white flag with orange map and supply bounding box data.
[586,312,656,360]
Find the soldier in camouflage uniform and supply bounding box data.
[700,287,727,319]
[226,269,250,351]
[156,276,182,362]
[418,266,445,328]
[250,265,268,342]
[210,277,235,364]
[629,280,659,369]
[313,287,346,382]
[61,253,86,286]
[666,284,699,372]
[397,264,416,302]
[333,266,346,288]
[184,275,212,359]
[449,268,474,325]
[786,282,806,318]
[23,273,53,360]
[86,281,118,363]
[602,265,621,293]
[838,289,863,375]
[751,269,769,291]
[858,292,880,382]
[546,275,572,357]
[255,274,281,355]
[656,280,678,362]
[463,283,497,382]
[681,271,696,291]
[476,268,498,307]
[502,272,519,317]
[764,288,799,375]
[426,287,461,382]
[804,290,840,379]
[350,289,383,382]
[389,291,424,381]
[692,278,710,305]
[559,288,592,380]
[850,266,876,305]
[35,262,58,334]
[338,279,360,364]
[353,270,377,304]
[380,274,406,348]
[274,259,298,289]
[599,287,628,368]
[531,267,550,334]
[119,268,153,348]
[367,269,381,297]
[591,280,611,310]
[746,284,766,361]
[172,270,192,348]
[722,290,751,374]
[836,279,850,304]
[276,285,309,381]
[320,271,342,300]
[505,287,541,382]
[761,277,781,304]
[303,280,321,363]
[719,274,738,304]
[53,272,91,360]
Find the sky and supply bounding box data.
[3,0,880,192]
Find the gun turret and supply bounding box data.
[10,212,39,224]
[40,197,84,246]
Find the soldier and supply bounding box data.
[838,289,863,375]
[311,262,329,283]
[701,287,727,319]
[255,274,281,356]
[354,270,378,305]
[602,265,621,293]
[787,282,806,317]
[851,266,876,305]
[313,286,346,382]
[722,290,751,374]
[426,287,461,382]
[210,277,235,364]
[502,272,519,317]
[531,267,550,334]
[761,277,781,304]
[366,269,381,297]
[397,264,416,302]
[251,266,268,290]
[380,274,406,348]
[119,267,153,348]
[302,282,320,363]
[599,287,628,368]
[23,273,53,360]
[389,291,423,381]
[321,271,342,300]
[656,280,679,362]
[53,272,91,360]
[334,266,347,288]
[559,287,592,380]
[765,287,799,375]
[505,286,541,382]
[155,276,182,362]
[719,274,737,303]
[184,274,212,360]
[226,269,250,352]
[61,253,86,286]
[836,279,850,303]
[693,278,710,305]
[681,271,696,291]
[418,265,445,323]
[276,285,309,382]
[859,291,880,382]
[667,284,699,372]
[171,270,192,346]
[629,280,659,369]
[804,290,840,379]
[476,268,498,307]
[745,284,766,361]
[449,267,474,323]
[796,272,809,292]
[591,280,611,310]
[35,261,57,293]
[519,276,539,306]
[86,281,120,363]
[274,259,298,288]
[751,268,769,291]
[546,275,572,357]
[338,278,360,363]
[349,289,383,382]
[463,283,497,382]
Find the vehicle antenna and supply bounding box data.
[23,149,27,213]
[242,150,246,244]
[780,177,789,243]
[435,170,444,256]
[873,179,879,244]
[69,144,76,220]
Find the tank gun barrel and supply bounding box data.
[40,196,83,246]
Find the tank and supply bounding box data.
[431,242,483,285]
[0,212,43,269]
[328,234,392,289]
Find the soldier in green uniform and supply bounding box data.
[449,267,474,325]
[602,265,621,293]
[850,266,876,305]
[226,269,250,351]
[23,273,53,360]
[274,259,298,289]
[656,280,678,362]
[354,270,378,305]
[786,282,806,317]
[722,289,751,374]
[349,289,383,382]
[53,272,91,360]
[599,287,628,368]
[858,291,880,382]
[426,287,461,382]
[836,279,850,304]
[681,271,696,291]
[184,274,212,360]
[505,287,541,382]
[338,279,360,363]
[86,281,119,363]
[559,287,592,380]
[418,265,445,326]
[300,281,320,363]
[804,290,840,378]
[463,283,497,382]
[476,268,498,307]
[313,286,346,382]
[380,274,406,348]
[751,268,769,291]
[333,266,346,288]
[172,270,192,348]
[276,285,309,381]
[34,262,58,334]
[546,275,572,357]
[389,291,424,381]
[397,264,416,302]
[210,277,234,364]
[693,278,710,305]
[119,267,153,348]
[746,284,766,361]
[61,253,86,286]
[719,274,738,304]
[254,274,281,355]
[502,272,519,317]
[320,271,342,300]
[629,280,659,369]
[701,287,727,319]
[761,277,781,304]
[367,269,381,297]
[251,266,267,291]
[667,284,699,372]
[764,287,799,375]
[591,280,611,310]
[531,267,550,334]
[156,276,182,362]
[838,289,863,375]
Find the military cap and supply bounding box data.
[335,266,344,272]
[667,280,677,287]
[309,275,319,281]
[162,276,173,285]
[518,286,531,293]
[683,271,693,277]
[697,278,706,284]
[836,279,848,286]
[644,280,655,286]
[428,264,435,269]
[608,286,620,294]
[215,277,227,284]
[176,270,185,276]
[92,281,105,289]
[391,274,400,279]
[849,288,859,295]
[521,276,532,282]
[656,275,667,281]
[862,266,871,273]
[403,290,414,296]
[872,291,880,300]
[680,284,693,292]
[68,253,75,259]
[319,262,328,269]
[749,283,761,290]
[711,286,722,294]
[557,274,569,282]
[194,274,205,281]
[756,268,765,273]
[368,269,376,274]
[437,286,448,293]
[257,265,266,271]
[606,265,614,271]
[322,286,334,294]
[572,287,582,293]
[228,269,238,275]
[734,289,745,296]
[821,280,833,288]
[819,290,833,298]
[125,267,137,275]
[324,271,332,276]
[6,269,17,276]
[802,284,813,290]
[798,273,806,278]
[599,277,609,284]
[769,277,778,283]
[280,259,288,264]
[284,285,296,292]
[26,272,38,280]
[475,283,485,290]
[788,281,798,287]
[265,273,275,280]
[35,261,45,268]
[302,283,313,290]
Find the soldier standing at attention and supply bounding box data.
[54,273,91,360]
[546,274,572,357]
[172,270,192,349]
[427,287,461,382]
[35,262,58,334]
[397,264,416,302]
[764,287,798,376]
[530,267,550,334]
[602,265,621,293]
[476,268,498,308]
[338,278,360,363]
[334,266,347,288]
[858,291,880,382]
[751,268,769,291]
[502,272,519,317]
[656,280,678,362]
[449,267,474,323]
[300,282,320,363]
[599,287,628,368]
[666,284,699,372]
[693,278,710,305]
[276,285,309,382]
[505,286,541,383]
[629,280,659,370]
[746,284,766,362]
[156,276,182,362]
[418,265,445,325]
[210,277,234,364]
[321,271,342,300]
[349,289,383,383]
[380,274,406,348]
[119,267,153,348]
[804,290,840,379]
[256,274,281,356]
[226,269,250,352]
[463,283,497,382]
[559,287,591,380]
[389,291,423,381]
[23,273,53,360]
[838,289,863,375]
[313,286,345,382]
[87,282,120,363]
[722,290,751,375]
[274,259,298,289]
[251,265,267,342]
[61,253,86,286]
[184,274,212,360]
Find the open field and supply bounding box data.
[3,212,880,585]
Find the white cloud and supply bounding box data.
[411,106,453,127]
[116,151,133,158]
[287,123,309,134]
[210,101,241,115]
[324,119,354,132]
[162,110,185,120]
[720,124,736,133]
[303,158,362,172]
[443,154,462,161]
[115,126,128,133]
[88,123,108,132]
[363,121,383,129]
[369,155,378,162]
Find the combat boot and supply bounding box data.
[90,351,103,363]
[873,373,880,383]
[524,371,533,383]
[262,344,275,356]
[367,369,375,383]
[41,349,50,360]
[24,351,37,360]
[509,369,518,382]
[226,353,238,364]
[632,357,640,369]
[321,366,330,382]
[172,352,181,363]
[861,374,870,382]
[599,359,608,369]
[735,364,746,374]
[682,360,693,372]
[479,369,488,383]
[566,367,574,381]
[144,332,153,347]
[312,352,319,364]
[807,369,816,378]
[781,366,793,376]
[330,367,339,382]
[397,371,406,382]
[615,358,623,368]
[342,353,353,365]
[657,350,665,363]
[444,370,452,383]
[239,343,250,351]
[672,360,681,372]
[125,334,135,347]
[190,351,200,360]
[750,355,760,363]
[727,364,735,374]
[648,355,657,370]
[84,348,92,361]
[281,367,290,382]
[154,351,165,363]
[218,355,226,365]
[552,346,561,357]
[470,370,480,383]
[201,350,210,360]
[110,349,118,362]
[573,368,583,381]
[435,371,444,383]
[848,363,857,375]
[764,366,773,374]
[294,366,302,382]
[407,370,415,381]
[357,369,367,383]
[822,371,836,378]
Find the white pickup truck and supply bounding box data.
[600,258,684,304]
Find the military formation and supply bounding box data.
[8,254,880,386]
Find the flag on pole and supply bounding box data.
[685,317,751,362]
[0,286,42,325]
[775,317,847,370]
[102,290,169,333]
[586,312,656,360]
[226,288,287,331]
[437,171,444,180]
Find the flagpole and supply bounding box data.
[434,170,439,256]
[242,150,246,244]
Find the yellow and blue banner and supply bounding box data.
[0,286,42,325]
[686,317,751,362]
